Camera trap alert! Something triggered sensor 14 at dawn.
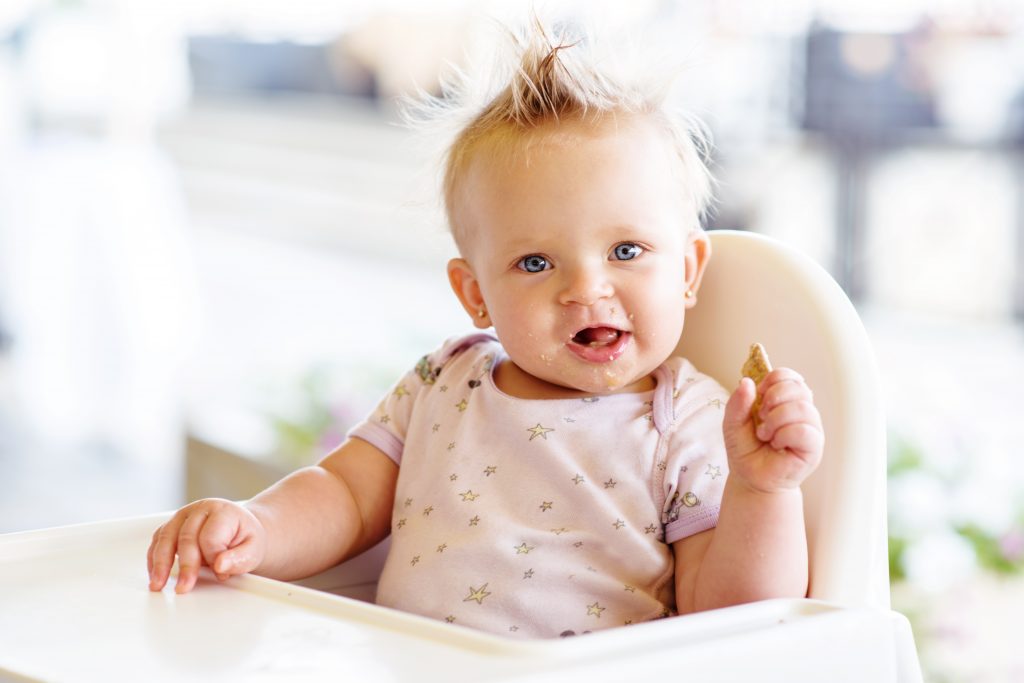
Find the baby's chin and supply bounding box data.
[534,361,655,396]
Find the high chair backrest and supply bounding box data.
[675,230,890,609]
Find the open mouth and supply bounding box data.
[571,326,623,347]
[568,326,630,362]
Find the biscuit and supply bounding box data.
[741,343,772,426]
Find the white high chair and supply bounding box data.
[305,229,893,609]
[0,230,921,682]
[676,229,891,610]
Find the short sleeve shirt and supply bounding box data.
[348,334,729,639]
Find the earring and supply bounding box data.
[685,290,694,299]
[477,308,487,318]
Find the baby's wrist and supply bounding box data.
[726,473,805,498]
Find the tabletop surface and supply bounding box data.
[0,514,918,683]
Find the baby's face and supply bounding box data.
[450,115,708,396]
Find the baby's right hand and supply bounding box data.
[147,498,267,594]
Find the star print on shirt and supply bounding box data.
[379,414,390,424]
[469,515,480,526]
[604,478,617,489]
[423,506,434,516]
[572,474,585,485]
[527,423,555,441]
[587,602,606,618]
[460,490,480,502]
[464,584,491,604]
[484,466,497,476]
[612,519,625,530]
[707,398,723,409]
[705,464,723,479]
[539,501,553,512]
[514,542,535,555]
[455,399,469,412]
[393,385,409,399]
[645,524,658,534]
[523,569,534,579]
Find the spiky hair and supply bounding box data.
[404,18,714,248]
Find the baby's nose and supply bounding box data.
[557,265,614,306]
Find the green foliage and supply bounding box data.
[887,436,925,478]
[888,535,908,582]
[888,431,1024,582]
[955,523,1023,575]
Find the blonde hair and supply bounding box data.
[404,18,714,249]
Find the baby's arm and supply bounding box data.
[673,368,823,613]
[147,437,397,593]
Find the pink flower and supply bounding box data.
[999,530,1024,562]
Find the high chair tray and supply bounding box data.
[0,514,921,682]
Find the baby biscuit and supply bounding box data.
[741,343,773,426]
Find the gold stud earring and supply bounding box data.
[685,290,694,299]
[477,308,487,318]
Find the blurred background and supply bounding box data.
[0,0,1021,680]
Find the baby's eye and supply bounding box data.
[612,243,644,261]
[517,255,551,273]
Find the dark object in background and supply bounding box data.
[799,25,939,301]
[801,25,938,144]
[188,36,377,100]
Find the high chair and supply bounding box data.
[0,230,921,682]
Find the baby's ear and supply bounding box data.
[447,258,491,329]
[683,231,712,309]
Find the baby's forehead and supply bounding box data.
[482,113,657,163]
[446,113,697,256]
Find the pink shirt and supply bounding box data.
[349,334,729,639]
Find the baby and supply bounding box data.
[147,22,823,639]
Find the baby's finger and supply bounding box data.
[757,367,805,394]
[212,535,261,579]
[148,516,186,591]
[197,510,240,565]
[759,379,813,419]
[147,528,156,577]
[174,509,211,594]
[724,379,755,429]
[756,400,820,443]
[768,422,825,461]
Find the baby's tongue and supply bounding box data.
[574,327,620,346]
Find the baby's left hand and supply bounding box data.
[722,368,824,493]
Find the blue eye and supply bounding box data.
[612,243,643,261]
[517,255,550,273]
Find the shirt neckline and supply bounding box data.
[484,344,659,405]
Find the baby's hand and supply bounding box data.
[147,498,267,594]
[722,368,824,493]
